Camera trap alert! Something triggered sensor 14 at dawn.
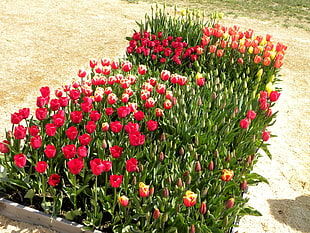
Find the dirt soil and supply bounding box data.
[0,0,309,232]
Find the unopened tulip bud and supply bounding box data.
[172,97,177,105]
[195,136,199,146]
[118,195,129,207]
[225,155,230,162]
[256,68,263,78]
[138,164,143,173]
[186,175,192,185]
[177,177,183,187]
[167,175,172,184]
[153,208,160,219]
[179,147,185,155]
[201,188,209,197]
[225,198,235,209]
[208,161,214,171]
[163,212,169,223]
[240,180,248,191]
[161,132,166,141]
[246,155,252,164]
[163,187,169,197]
[174,116,179,124]
[159,152,165,162]
[266,108,272,117]
[188,144,193,151]
[194,152,199,160]
[101,139,107,149]
[214,149,219,158]
[183,170,189,177]
[132,176,137,185]
[197,97,202,106]
[199,202,207,215]
[195,161,201,172]
[212,92,217,99]
[190,224,196,233]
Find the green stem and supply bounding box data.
[73,175,77,210]
[94,176,98,217]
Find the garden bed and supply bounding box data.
[0,0,308,233]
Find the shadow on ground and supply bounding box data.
[268,195,310,233]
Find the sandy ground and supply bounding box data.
[0,0,309,232]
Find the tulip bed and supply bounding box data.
[0,5,286,233]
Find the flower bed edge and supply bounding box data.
[0,198,102,233]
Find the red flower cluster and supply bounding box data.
[126,31,203,65]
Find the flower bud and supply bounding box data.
[167,175,172,184]
[225,155,230,162]
[138,164,143,173]
[158,152,165,162]
[199,202,207,215]
[225,198,235,209]
[214,149,219,158]
[212,92,217,99]
[153,208,161,219]
[177,177,183,187]
[183,170,189,177]
[246,155,252,164]
[240,180,248,191]
[149,186,154,196]
[179,147,185,155]
[118,195,129,207]
[161,133,166,141]
[131,176,137,186]
[256,68,263,78]
[163,187,169,198]
[195,161,202,172]
[186,175,192,185]
[208,161,214,171]
[101,139,107,149]
[190,224,196,233]
[197,97,202,106]
[194,152,199,160]
[201,188,209,197]
[161,212,168,223]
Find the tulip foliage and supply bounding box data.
[0,4,286,233]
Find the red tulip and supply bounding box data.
[44,144,56,158]
[126,158,138,172]
[14,153,27,168]
[110,145,123,159]
[67,158,84,175]
[48,174,60,186]
[35,161,48,173]
[110,174,123,188]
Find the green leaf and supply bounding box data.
[76,184,88,195]
[209,226,223,233]
[10,179,29,190]
[41,201,52,213]
[239,206,262,216]
[24,189,35,200]
[65,209,82,221]
[247,172,269,185]
[260,143,272,159]
[166,227,178,233]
